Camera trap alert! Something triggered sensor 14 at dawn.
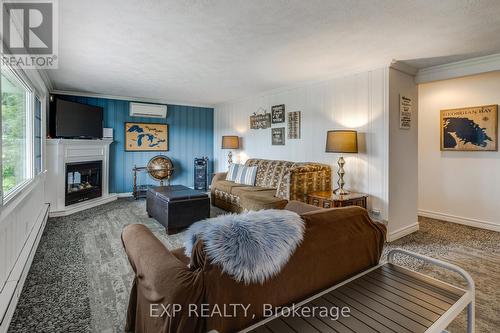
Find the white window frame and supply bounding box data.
[34,95,43,176]
[1,66,35,204]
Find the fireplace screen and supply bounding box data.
[65,161,102,206]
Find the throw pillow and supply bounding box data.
[235,165,257,185]
[226,163,242,182]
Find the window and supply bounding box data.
[34,96,42,175]
[1,69,33,198]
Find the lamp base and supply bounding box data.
[333,187,350,196]
[334,156,349,196]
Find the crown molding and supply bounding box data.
[390,60,418,76]
[50,89,214,108]
[416,53,500,84]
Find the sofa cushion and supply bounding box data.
[212,180,249,194]
[285,200,325,215]
[239,190,288,210]
[231,185,273,197]
[171,247,190,265]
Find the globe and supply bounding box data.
[147,155,174,185]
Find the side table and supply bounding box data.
[307,191,368,209]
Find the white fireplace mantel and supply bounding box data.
[45,138,117,217]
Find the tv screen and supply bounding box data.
[55,99,103,139]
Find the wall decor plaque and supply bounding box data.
[400,95,412,129]
[125,122,168,151]
[440,105,497,151]
[250,112,271,129]
[271,104,286,123]
[272,127,285,145]
[288,111,301,139]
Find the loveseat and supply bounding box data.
[122,201,386,333]
[211,158,332,212]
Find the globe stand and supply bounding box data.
[132,155,174,199]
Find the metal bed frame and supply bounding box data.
[241,249,475,333]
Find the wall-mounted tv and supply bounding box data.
[54,99,103,139]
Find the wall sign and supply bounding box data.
[440,105,498,151]
[400,95,412,129]
[271,104,286,123]
[250,110,271,129]
[272,127,285,145]
[287,111,301,139]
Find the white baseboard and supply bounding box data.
[419,209,500,232]
[0,204,49,333]
[49,194,118,217]
[116,192,133,198]
[387,222,420,242]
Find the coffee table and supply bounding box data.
[146,185,210,234]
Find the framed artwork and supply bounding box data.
[125,122,169,151]
[271,104,285,123]
[272,127,285,145]
[440,105,497,151]
[288,111,301,139]
[250,112,271,129]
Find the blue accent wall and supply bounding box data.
[55,95,214,193]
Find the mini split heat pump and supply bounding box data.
[129,102,167,118]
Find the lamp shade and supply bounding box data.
[325,130,358,153]
[221,136,239,149]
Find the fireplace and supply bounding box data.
[65,161,102,206]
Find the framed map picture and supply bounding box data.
[440,105,497,151]
[272,127,285,145]
[125,122,168,151]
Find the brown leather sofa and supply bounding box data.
[122,201,386,333]
[211,158,332,212]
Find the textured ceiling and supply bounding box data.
[46,0,500,105]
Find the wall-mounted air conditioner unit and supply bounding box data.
[129,102,167,118]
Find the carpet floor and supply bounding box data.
[7,199,499,332]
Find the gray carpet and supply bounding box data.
[8,199,500,332]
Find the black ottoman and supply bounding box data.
[146,185,210,234]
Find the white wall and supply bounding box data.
[214,68,390,221]
[388,68,419,240]
[419,71,500,231]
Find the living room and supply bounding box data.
[1,1,499,333]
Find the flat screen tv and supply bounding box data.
[55,99,103,139]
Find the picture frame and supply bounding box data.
[125,122,169,151]
[250,112,271,129]
[400,95,412,129]
[287,111,301,139]
[271,104,286,123]
[440,105,497,151]
[272,127,285,145]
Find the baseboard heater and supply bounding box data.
[0,204,50,333]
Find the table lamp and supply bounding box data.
[221,136,239,165]
[325,130,358,195]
